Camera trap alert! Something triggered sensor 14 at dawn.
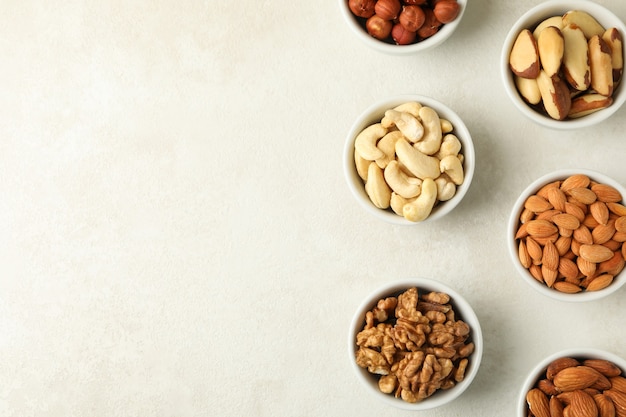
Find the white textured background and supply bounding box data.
[1,1,625,416]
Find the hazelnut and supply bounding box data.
[366,15,393,40]
[417,8,442,39]
[433,0,460,24]
[348,0,376,18]
[399,5,426,32]
[374,0,402,21]
[392,22,417,45]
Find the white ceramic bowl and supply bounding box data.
[501,0,626,129]
[507,168,626,302]
[348,278,483,410]
[517,348,626,417]
[339,0,467,55]
[343,94,475,225]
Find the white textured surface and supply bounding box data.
[1,1,625,416]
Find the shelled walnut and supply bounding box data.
[354,287,475,403]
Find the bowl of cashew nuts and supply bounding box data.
[343,94,475,224]
[349,278,483,410]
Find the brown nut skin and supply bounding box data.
[510,29,541,79]
[537,71,572,120]
[348,0,377,18]
[433,0,460,24]
[417,8,442,39]
[399,5,426,32]
[366,14,393,40]
[392,23,417,45]
[588,35,614,97]
[374,0,402,21]
[568,94,613,118]
[602,27,624,83]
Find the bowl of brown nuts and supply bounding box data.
[349,278,483,410]
[508,169,626,302]
[501,0,626,129]
[518,348,626,417]
[339,0,466,55]
[343,94,474,224]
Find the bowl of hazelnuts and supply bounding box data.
[339,0,466,54]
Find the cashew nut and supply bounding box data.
[440,118,453,134]
[355,123,386,161]
[439,155,464,185]
[354,149,370,181]
[382,109,424,142]
[384,160,422,199]
[435,134,462,159]
[390,192,417,216]
[414,106,442,155]
[403,178,437,222]
[365,162,392,209]
[375,130,403,169]
[393,101,422,118]
[435,174,457,201]
[395,138,440,180]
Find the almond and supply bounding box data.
[592,184,623,204]
[556,235,573,256]
[614,231,626,243]
[553,213,582,230]
[567,187,599,205]
[530,263,544,282]
[527,219,559,238]
[538,180,562,199]
[574,225,594,245]
[551,395,566,417]
[593,222,617,244]
[586,273,614,291]
[519,240,532,268]
[554,366,602,391]
[610,376,626,394]
[559,257,580,281]
[510,29,541,78]
[593,393,616,417]
[607,203,626,217]
[527,236,544,263]
[580,244,615,263]
[562,174,591,191]
[570,389,599,417]
[515,222,529,239]
[584,359,623,378]
[542,240,560,270]
[615,217,626,233]
[527,388,551,417]
[598,252,626,275]
[539,378,560,396]
[577,256,597,277]
[526,194,554,213]
[554,281,583,293]
[566,201,587,222]
[548,187,568,212]
[542,265,559,287]
[548,357,581,380]
[604,390,626,417]
[591,201,610,226]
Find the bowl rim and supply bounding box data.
[500,0,626,129]
[338,0,467,55]
[507,168,626,302]
[343,94,475,225]
[348,278,483,410]
[517,347,626,417]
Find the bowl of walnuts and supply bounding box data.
[508,168,626,302]
[501,0,626,129]
[348,278,483,409]
[339,0,466,54]
[518,348,626,417]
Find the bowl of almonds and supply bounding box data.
[339,0,466,55]
[501,0,626,129]
[343,94,475,224]
[508,169,626,301]
[518,348,626,417]
[349,278,483,410]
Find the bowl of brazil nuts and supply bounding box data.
[518,348,626,417]
[349,279,482,409]
[339,0,466,55]
[508,169,626,302]
[343,94,475,225]
[501,0,626,129]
